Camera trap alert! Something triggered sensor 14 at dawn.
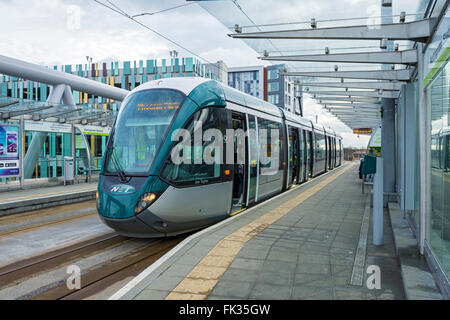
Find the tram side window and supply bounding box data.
[315,133,326,161]
[258,118,282,173]
[161,107,223,185]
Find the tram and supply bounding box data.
[97,77,343,237]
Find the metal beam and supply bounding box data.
[336,117,380,120]
[229,19,435,43]
[283,69,413,81]
[1,105,53,119]
[305,90,399,98]
[0,54,129,101]
[300,81,404,91]
[319,102,380,108]
[261,49,417,65]
[0,100,20,108]
[66,111,104,122]
[326,108,379,113]
[329,113,379,117]
[33,107,83,121]
[315,96,381,103]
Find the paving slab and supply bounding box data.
[110,163,412,300]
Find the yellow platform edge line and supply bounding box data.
[165,164,353,300]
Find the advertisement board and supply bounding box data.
[0,124,20,178]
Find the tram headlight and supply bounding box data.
[96,191,100,210]
[134,193,158,215]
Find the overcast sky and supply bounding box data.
[0,0,424,148]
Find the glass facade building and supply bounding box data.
[227,66,264,100]
[266,64,298,113]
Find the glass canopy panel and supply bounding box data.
[0,93,116,125]
[195,0,425,71]
[192,0,425,133]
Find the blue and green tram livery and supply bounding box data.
[97,77,343,238]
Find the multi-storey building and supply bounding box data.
[266,64,300,114]
[228,64,302,115]
[0,56,225,179]
[227,65,265,100]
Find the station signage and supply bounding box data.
[24,120,72,134]
[75,135,86,149]
[353,128,373,134]
[368,127,382,148]
[0,124,20,178]
[76,125,111,136]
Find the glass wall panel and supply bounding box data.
[428,60,450,278]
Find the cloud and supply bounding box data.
[303,94,371,148]
[1,0,398,148]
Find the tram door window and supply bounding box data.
[288,126,300,186]
[306,131,313,178]
[299,129,305,183]
[327,137,332,170]
[247,115,258,205]
[231,113,247,210]
[333,138,337,168]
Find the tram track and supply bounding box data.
[0,227,185,300]
[0,200,97,237]
[33,236,185,300]
[0,232,126,288]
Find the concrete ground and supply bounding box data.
[113,163,414,300]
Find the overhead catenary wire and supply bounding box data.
[131,2,195,18]
[230,0,285,58]
[92,0,227,75]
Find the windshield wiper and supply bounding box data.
[110,146,129,183]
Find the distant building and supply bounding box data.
[227,65,265,100]
[0,56,225,113]
[0,56,225,180]
[266,64,300,114]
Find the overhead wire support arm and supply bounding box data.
[228,19,436,43]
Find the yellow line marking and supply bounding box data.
[165,164,354,300]
[0,187,96,203]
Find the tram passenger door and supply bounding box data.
[299,129,305,183]
[231,113,247,213]
[307,131,313,178]
[288,126,300,186]
[246,115,258,206]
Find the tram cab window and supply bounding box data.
[161,107,224,185]
[105,89,185,175]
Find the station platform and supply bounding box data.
[110,162,439,300]
[0,182,97,216]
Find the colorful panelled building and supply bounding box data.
[0,56,225,179]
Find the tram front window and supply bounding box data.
[105,89,185,175]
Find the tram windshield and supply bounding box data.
[105,89,185,175]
